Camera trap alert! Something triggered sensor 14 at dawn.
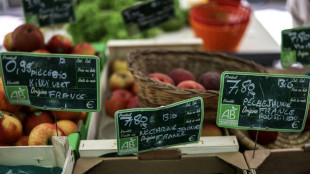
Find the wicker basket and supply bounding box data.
[229,129,310,150]
[127,49,267,121]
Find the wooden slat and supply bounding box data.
[0,145,56,167]
[62,147,76,174]
[52,136,68,168]
[79,136,239,157]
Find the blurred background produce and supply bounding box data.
[67,0,189,43]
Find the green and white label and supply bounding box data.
[218,104,240,127]
[217,71,310,132]
[6,86,30,105]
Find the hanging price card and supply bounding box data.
[115,97,203,155]
[217,71,310,132]
[0,52,100,112]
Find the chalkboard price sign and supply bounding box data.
[0,52,100,112]
[281,27,310,68]
[217,72,310,132]
[21,0,75,27]
[122,0,175,34]
[115,97,203,156]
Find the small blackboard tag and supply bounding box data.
[121,0,175,34]
[281,26,310,68]
[21,0,76,27]
[115,97,203,156]
[0,52,100,112]
[217,71,310,132]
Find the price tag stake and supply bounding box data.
[252,130,259,159]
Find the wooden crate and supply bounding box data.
[0,136,75,174]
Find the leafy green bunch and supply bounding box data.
[67,0,188,43]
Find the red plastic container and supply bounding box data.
[189,0,252,52]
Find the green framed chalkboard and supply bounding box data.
[115,97,203,156]
[217,71,310,132]
[281,26,310,68]
[122,0,175,34]
[21,0,76,27]
[0,52,100,112]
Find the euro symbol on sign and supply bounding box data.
[292,121,300,129]
[86,101,94,109]
[189,135,196,142]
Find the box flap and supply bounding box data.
[73,158,104,174]
[138,149,181,160]
[244,149,271,169]
[244,148,310,174]
[217,152,249,170]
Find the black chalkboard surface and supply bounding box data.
[115,97,203,156]
[281,27,310,68]
[122,0,175,33]
[21,0,75,27]
[0,52,100,112]
[217,72,310,132]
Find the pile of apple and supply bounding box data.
[147,68,221,91]
[105,59,139,118]
[0,23,94,146]
[3,23,95,55]
[0,77,87,146]
[104,59,223,136]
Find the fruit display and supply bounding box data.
[0,108,85,146]
[105,58,224,137]
[105,59,139,118]
[0,23,92,146]
[148,68,220,92]
[2,23,96,55]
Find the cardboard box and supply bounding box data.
[73,151,249,174]
[244,148,310,174]
[0,136,75,174]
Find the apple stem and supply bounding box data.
[53,111,59,136]
[252,130,259,159]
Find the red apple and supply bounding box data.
[0,76,23,112]
[0,111,23,144]
[126,95,139,109]
[201,123,223,136]
[53,111,81,121]
[32,49,50,54]
[105,89,133,117]
[28,123,65,145]
[248,130,279,145]
[71,42,95,55]
[199,72,221,90]
[11,23,44,52]
[24,110,54,135]
[109,70,134,91]
[76,112,88,123]
[148,73,175,85]
[3,32,15,51]
[56,120,77,136]
[177,80,206,91]
[168,68,195,85]
[131,82,138,95]
[14,136,29,146]
[46,34,72,54]
[13,110,28,123]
